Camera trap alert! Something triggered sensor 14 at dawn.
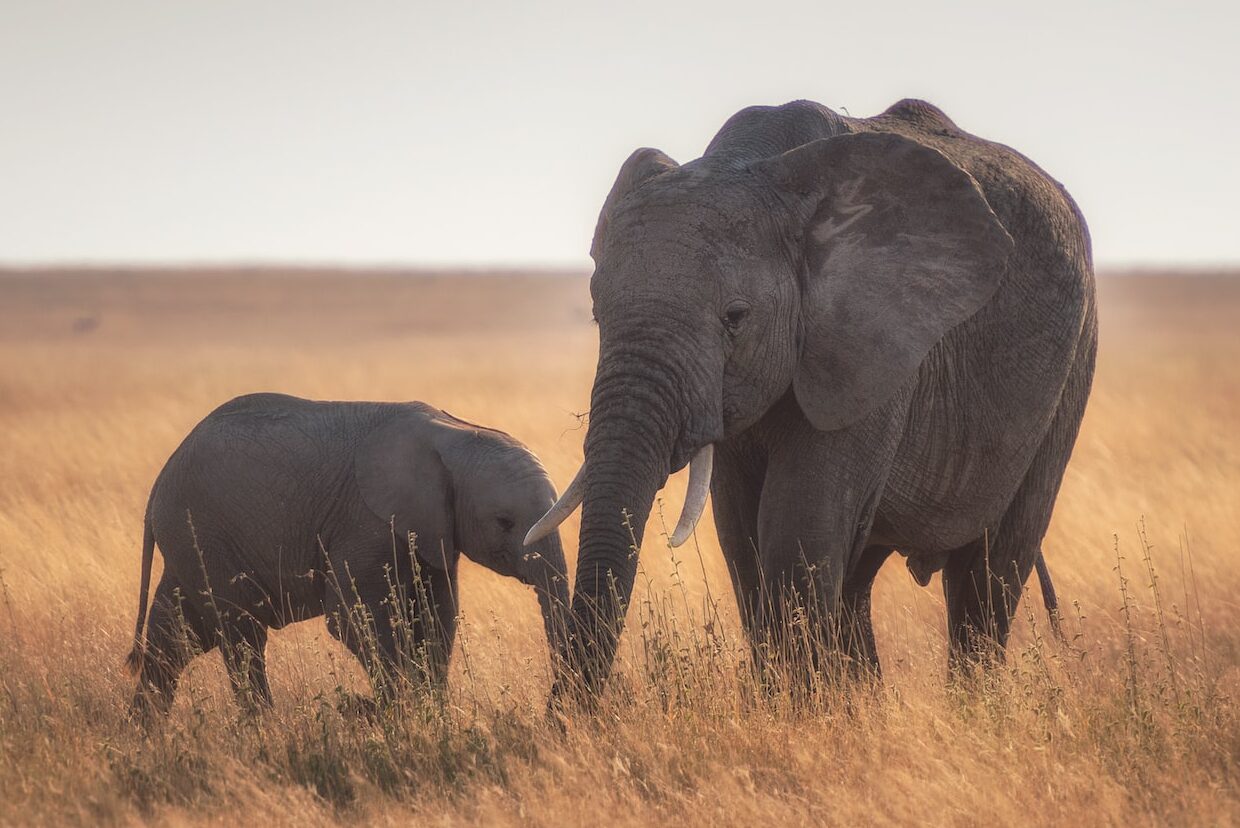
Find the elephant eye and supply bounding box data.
[722,303,750,332]
[497,516,515,532]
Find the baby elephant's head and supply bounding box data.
[450,429,572,654]
[356,409,572,662]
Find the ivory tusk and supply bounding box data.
[669,444,714,547]
[524,463,586,546]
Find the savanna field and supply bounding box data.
[0,268,1237,826]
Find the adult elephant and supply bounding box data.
[528,99,1096,695]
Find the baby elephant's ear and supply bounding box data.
[354,415,455,570]
[756,131,1014,431]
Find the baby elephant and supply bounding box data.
[127,393,570,712]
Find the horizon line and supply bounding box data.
[2,260,1239,278]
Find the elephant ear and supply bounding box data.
[757,131,1014,430]
[355,414,456,570]
[591,147,679,259]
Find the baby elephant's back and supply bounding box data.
[148,394,383,610]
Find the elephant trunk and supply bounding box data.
[554,351,685,698]
[521,534,572,662]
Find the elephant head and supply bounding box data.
[446,426,573,658]
[358,408,572,662]
[526,108,1013,695]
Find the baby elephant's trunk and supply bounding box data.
[521,535,572,666]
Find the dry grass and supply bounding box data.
[0,267,1237,826]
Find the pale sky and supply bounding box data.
[2,1,1237,268]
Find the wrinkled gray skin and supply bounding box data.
[128,393,570,712]
[554,99,1096,695]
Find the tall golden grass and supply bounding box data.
[0,269,1237,825]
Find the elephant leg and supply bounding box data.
[752,515,846,685]
[324,587,407,695]
[943,331,1094,670]
[219,617,271,710]
[325,552,459,697]
[942,526,1030,669]
[710,438,767,659]
[321,544,413,690]
[839,545,893,678]
[753,394,907,687]
[755,466,868,685]
[407,561,459,689]
[132,575,216,715]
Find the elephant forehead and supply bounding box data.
[599,197,774,272]
[617,164,772,232]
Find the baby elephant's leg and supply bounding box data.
[324,559,458,698]
[323,579,407,697]
[132,575,216,715]
[410,563,459,689]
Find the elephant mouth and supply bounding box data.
[669,443,696,474]
[669,418,724,473]
[464,547,517,578]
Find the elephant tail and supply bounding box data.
[1034,551,1067,644]
[125,511,156,674]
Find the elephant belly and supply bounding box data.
[874,357,1068,553]
[875,444,1033,553]
[234,563,325,629]
[191,539,326,628]
[231,526,336,628]
[151,506,328,629]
